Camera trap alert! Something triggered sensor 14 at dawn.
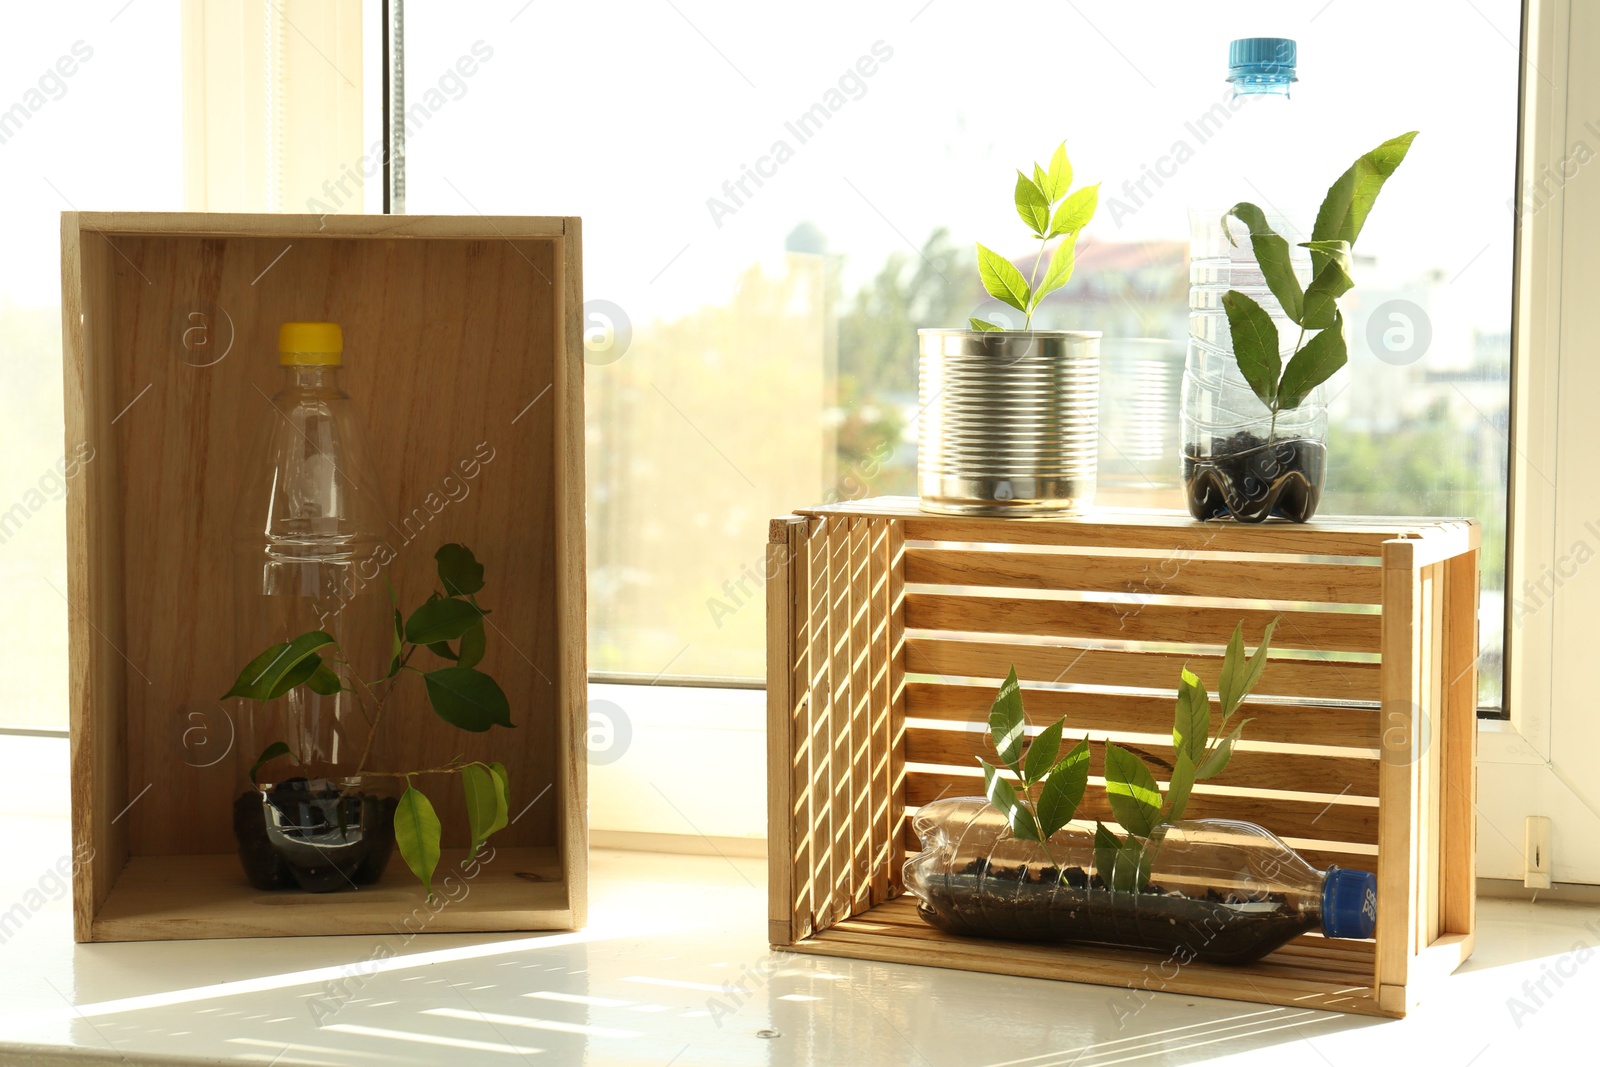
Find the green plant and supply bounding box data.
[1220,132,1416,443]
[970,142,1099,332]
[980,618,1278,892]
[226,543,514,898]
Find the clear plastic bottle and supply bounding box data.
[904,797,1376,965]
[1183,37,1328,523]
[231,321,396,891]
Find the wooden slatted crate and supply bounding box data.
[62,212,586,941]
[765,498,1478,1018]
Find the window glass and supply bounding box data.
[401,0,1519,699]
[0,4,182,729]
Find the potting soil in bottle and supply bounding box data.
[904,797,1376,965]
[1183,37,1329,523]
[231,321,396,891]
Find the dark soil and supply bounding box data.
[1183,431,1326,524]
[917,860,1313,965]
[233,778,397,892]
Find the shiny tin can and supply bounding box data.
[917,329,1100,515]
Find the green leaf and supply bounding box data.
[435,543,485,597]
[969,317,1005,332]
[1046,184,1098,238]
[423,667,514,732]
[306,662,342,696]
[976,242,1032,314]
[1278,313,1347,410]
[1023,718,1064,785]
[405,598,483,645]
[461,763,507,856]
[988,666,1028,773]
[1165,749,1196,821]
[248,740,292,786]
[1223,202,1303,326]
[1031,233,1078,306]
[1036,736,1091,837]
[222,631,336,701]
[428,640,458,661]
[1228,617,1279,723]
[457,620,486,670]
[486,761,511,837]
[1103,742,1162,838]
[1218,623,1248,718]
[1299,251,1354,331]
[1220,290,1282,410]
[1045,142,1072,201]
[394,785,443,897]
[1033,162,1050,200]
[1197,719,1253,780]
[1310,131,1418,275]
[388,609,403,679]
[982,760,1042,842]
[1171,668,1210,765]
[1093,822,1121,889]
[1013,171,1052,236]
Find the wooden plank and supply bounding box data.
[1440,549,1479,939]
[906,682,1381,749]
[89,849,568,941]
[808,518,837,929]
[848,518,874,914]
[798,497,1440,556]
[867,520,891,905]
[1376,539,1419,1002]
[766,516,805,945]
[78,211,571,240]
[906,638,1381,702]
[905,547,1385,604]
[1420,566,1442,951]
[906,593,1380,654]
[555,224,589,930]
[827,519,854,926]
[904,774,1378,844]
[887,521,908,896]
[904,728,1380,798]
[62,217,131,942]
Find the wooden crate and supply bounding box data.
[61,212,586,941]
[765,498,1478,1018]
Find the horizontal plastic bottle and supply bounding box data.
[904,797,1376,965]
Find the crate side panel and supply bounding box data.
[63,219,132,937]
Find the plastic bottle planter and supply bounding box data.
[1180,357,1328,524]
[233,778,398,892]
[917,329,1100,515]
[905,797,1376,965]
[1184,209,1326,523]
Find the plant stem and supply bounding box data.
[355,644,416,775]
[1024,238,1049,330]
[359,762,474,778]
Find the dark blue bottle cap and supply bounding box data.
[1227,37,1298,83]
[1322,866,1377,939]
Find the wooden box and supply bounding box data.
[765,498,1478,1017]
[61,212,586,941]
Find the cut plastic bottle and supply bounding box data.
[904,797,1377,965]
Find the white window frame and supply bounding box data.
[1481,0,1600,884]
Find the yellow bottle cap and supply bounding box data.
[278,322,344,366]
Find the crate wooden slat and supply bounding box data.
[62,212,587,942]
[766,498,1478,1018]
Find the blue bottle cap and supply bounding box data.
[1322,866,1377,939]
[1227,37,1298,83]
